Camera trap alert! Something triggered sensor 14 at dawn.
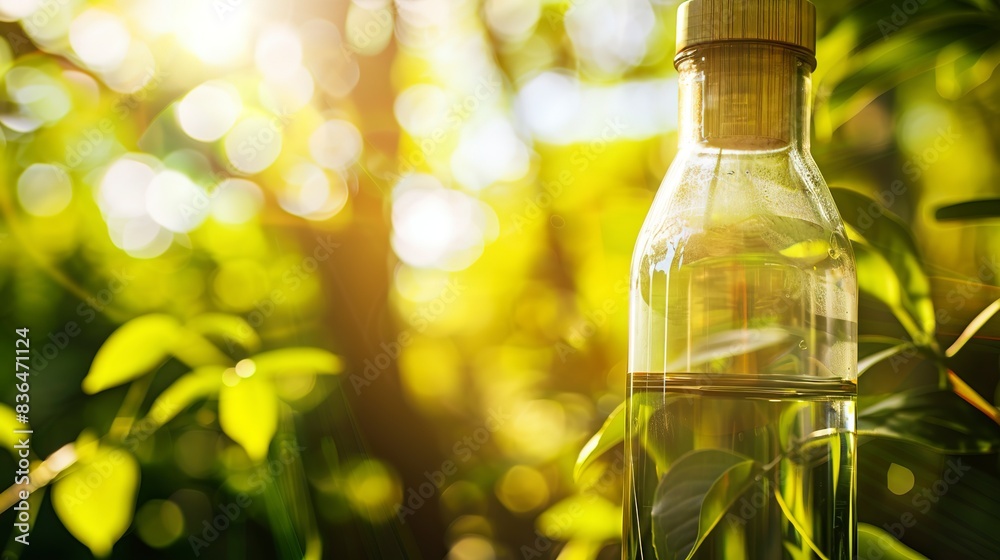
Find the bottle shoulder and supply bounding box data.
[638,147,844,241]
[631,146,855,276]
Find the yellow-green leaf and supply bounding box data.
[0,404,24,453]
[250,348,343,377]
[83,315,182,394]
[575,401,625,482]
[53,446,140,557]
[858,523,928,560]
[779,239,832,267]
[186,313,261,354]
[219,376,278,461]
[143,366,227,429]
[851,242,922,339]
[170,329,232,367]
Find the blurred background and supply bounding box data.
[0,0,999,558]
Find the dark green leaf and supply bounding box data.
[859,388,1000,453]
[936,199,1000,222]
[833,188,935,341]
[651,449,760,560]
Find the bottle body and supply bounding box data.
[624,45,857,559]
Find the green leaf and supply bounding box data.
[575,400,625,482]
[0,404,24,453]
[935,39,1000,99]
[858,342,916,376]
[83,315,182,394]
[651,449,760,560]
[816,9,999,136]
[947,370,1000,426]
[851,242,913,330]
[858,523,928,560]
[945,297,1000,357]
[220,375,278,461]
[833,188,935,341]
[859,387,1000,453]
[250,348,343,377]
[665,328,793,372]
[537,495,621,543]
[170,329,232,367]
[186,313,261,354]
[772,485,830,560]
[935,199,1000,221]
[859,335,911,357]
[143,366,227,429]
[53,446,140,557]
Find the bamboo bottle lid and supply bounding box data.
[675,0,817,67]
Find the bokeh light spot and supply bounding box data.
[211,178,264,224]
[177,81,242,142]
[255,25,303,81]
[135,499,185,548]
[448,536,496,560]
[0,0,41,21]
[100,156,157,219]
[225,116,283,174]
[344,460,403,523]
[17,164,72,217]
[887,463,915,496]
[279,163,349,220]
[146,170,209,233]
[70,9,131,71]
[309,119,362,170]
[495,465,549,513]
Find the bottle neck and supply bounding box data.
[676,43,813,151]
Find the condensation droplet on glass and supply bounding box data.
[798,340,808,350]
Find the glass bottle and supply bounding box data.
[624,1,857,559]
